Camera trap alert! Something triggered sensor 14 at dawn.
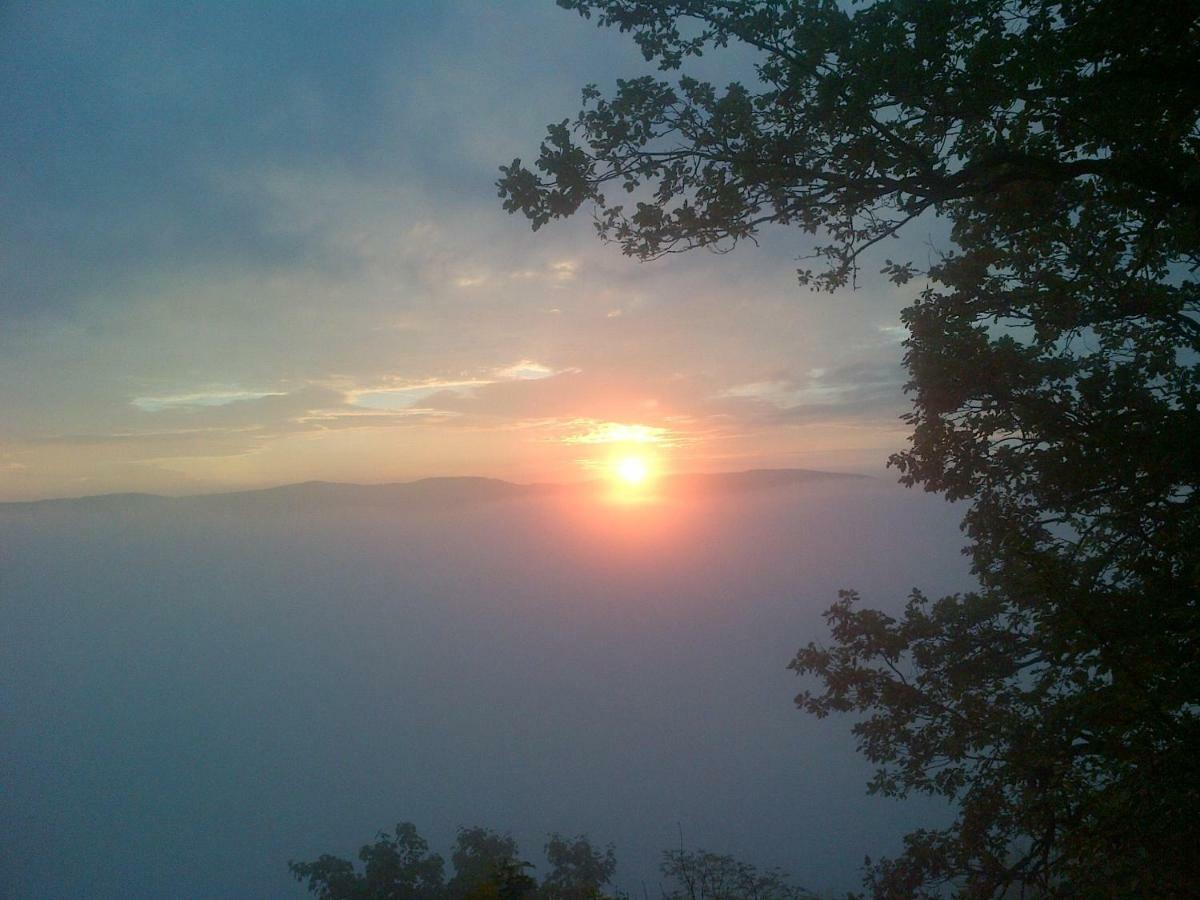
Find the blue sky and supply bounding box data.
[1,1,924,500]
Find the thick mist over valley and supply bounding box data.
[2,473,972,897]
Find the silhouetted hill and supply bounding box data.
[0,491,171,513]
[662,468,866,494]
[0,468,867,513]
[186,476,553,512]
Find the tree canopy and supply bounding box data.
[499,1,1200,896]
[659,846,817,900]
[289,822,812,900]
[290,824,597,900]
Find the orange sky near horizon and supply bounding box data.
[0,2,919,503]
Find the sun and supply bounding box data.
[615,455,649,486]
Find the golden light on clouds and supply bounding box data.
[558,420,677,495]
[561,421,673,445]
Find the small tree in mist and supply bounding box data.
[542,833,618,899]
[289,822,446,900]
[289,821,816,899]
[447,827,534,900]
[660,847,817,900]
[291,823,613,900]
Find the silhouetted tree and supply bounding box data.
[499,2,1200,896]
[660,847,817,900]
[290,822,826,900]
[291,824,610,900]
[540,833,618,899]
[289,822,445,900]
[448,827,536,900]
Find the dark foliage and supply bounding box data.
[290,824,550,900]
[499,2,1200,896]
[660,847,818,900]
[290,822,811,899]
[289,822,446,900]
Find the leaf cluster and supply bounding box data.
[791,586,1200,896]
[499,1,1199,288]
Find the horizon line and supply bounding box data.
[0,466,874,507]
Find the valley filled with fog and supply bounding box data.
[2,473,973,898]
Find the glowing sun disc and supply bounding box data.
[615,456,649,485]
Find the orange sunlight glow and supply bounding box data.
[615,455,649,485]
[568,421,674,508]
[602,451,661,507]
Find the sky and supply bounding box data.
[0,9,984,895]
[0,0,927,501]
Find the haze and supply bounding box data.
[3,474,970,897]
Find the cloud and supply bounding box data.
[421,370,676,422]
[558,422,676,445]
[21,384,446,460]
[395,359,906,445]
[350,380,493,411]
[131,385,348,429]
[494,360,559,381]
[349,361,565,411]
[723,361,909,426]
[296,408,455,430]
[131,390,287,412]
[451,260,579,290]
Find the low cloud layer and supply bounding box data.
[2,478,973,898]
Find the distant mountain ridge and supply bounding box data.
[661,468,866,493]
[0,468,867,511]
